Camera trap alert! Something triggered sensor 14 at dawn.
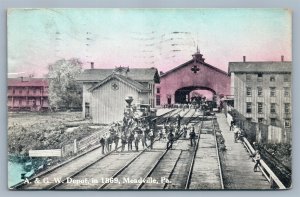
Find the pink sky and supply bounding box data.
[7,9,292,77]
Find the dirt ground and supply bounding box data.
[8,112,102,155]
[8,111,83,129]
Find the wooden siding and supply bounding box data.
[234,73,292,126]
[82,83,93,117]
[91,79,147,124]
[158,61,230,105]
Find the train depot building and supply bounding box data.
[77,65,160,124]
[77,50,231,124]
[156,49,230,106]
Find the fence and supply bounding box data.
[225,106,290,144]
[61,122,123,157]
[242,137,286,189]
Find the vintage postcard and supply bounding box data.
[8,8,292,190]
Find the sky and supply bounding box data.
[7,8,292,77]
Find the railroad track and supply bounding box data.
[53,108,194,190]
[13,108,194,190]
[99,109,200,190]
[185,114,224,190]
[156,108,183,126]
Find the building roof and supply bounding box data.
[88,73,151,92]
[160,59,228,78]
[77,67,160,83]
[228,61,292,74]
[7,78,48,87]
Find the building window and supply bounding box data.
[13,89,15,94]
[284,87,290,97]
[19,89,22,94]
[156,87,160,94]
[246,118,252,122]
[284,103,290,114]
[156,95,161,106]
[284,119,291,128]
[246,74,251,81]
[257,87,263,97]
[270,118,276,126]
[257,73,263,82]
[270,103,276,113]
[284,74,290,82]
[33,89,36,94]
[246,102,252,113]
[19,99,22,105]
[270,87,276,97]
[270,75,276,82]
[246,87,252,96]
[258,118,264,124]
[257,102,263,113]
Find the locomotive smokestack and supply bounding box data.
[91,62,94,69]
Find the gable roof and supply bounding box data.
[88,73,151,92]
[228,61,292,73]
[77,67,160,83]
[160,59,228,78]
[7,78,48,87]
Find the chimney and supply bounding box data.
[281,55,284,62]
[90,62,94,69]
[243,56,246,62]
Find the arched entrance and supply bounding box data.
[175,86,216,104]
[156,50,230,107]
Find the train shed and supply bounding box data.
[77,64,160,124]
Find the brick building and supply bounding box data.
[228,57,292,129]
[7,77,49,111]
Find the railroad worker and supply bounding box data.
[253,142,259,151]
[161,125,167,141]
[134,131,140,152]
[183,125,188,139]
[174,127,180,140]
[158,129,163,141]
[127,132,134,151]
[113,132,120,151]
[148,129,154,149]
[233,125,239,143]
[141,127,148,149]
[99,136,106,154]
[121,133,127,152]
[176,114,181,131]
[166,130,174,149]
[237,129,244,142]
[252,150,261,172]
[105,134,112,152]
[189,127,196,147]
[230,120,235,131]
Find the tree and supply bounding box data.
[47,58,83,110]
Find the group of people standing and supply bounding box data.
[230,120,245,143]
[230,120,261,172]
[159,124,197,149]
[99,122,155,154]
[98,118,198,154]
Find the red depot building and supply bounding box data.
[156,49,230,107]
